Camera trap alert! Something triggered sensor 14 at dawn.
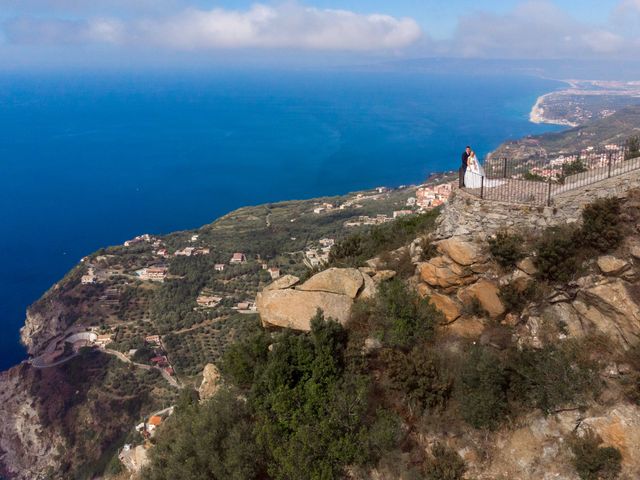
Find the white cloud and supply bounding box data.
[446,1,628,59]
[2,3,422,51]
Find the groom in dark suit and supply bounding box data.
[460,146,471,187]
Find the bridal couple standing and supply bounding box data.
[460,146,484,188]
[460,146,502,189]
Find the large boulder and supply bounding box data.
[264,274,300,291]
[458,279,506,318]
[420,256,475,289]
[256,289,353,331]
[198,364,222,401]
[516,257,538,276]
[597,256,629,276]
[543,303,584,338]
[445,316,485,338]
[437,238,484,266]
[372,270,397,283]
[429,293,462,323]
[573,279,640,347]
[359,273,377,300]
[297,268,363,298]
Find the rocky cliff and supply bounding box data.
[0,365,66,480]
[251,169,640,479]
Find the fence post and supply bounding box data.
[608,152,613,178]
[480,176,484,200]
[547,181,552,207]
[503,157,507,178]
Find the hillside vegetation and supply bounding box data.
[141,188,640,480]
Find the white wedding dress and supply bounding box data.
[464,156,504,189]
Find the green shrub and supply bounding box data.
[379,248,417,279]
[563,158,588,176]
[461,297,488,318]
[420,236,439,261]
[535,226,579,283]
[383,347,453,412]
[499,282,537,314]
[376,279,441,349]
[507,344,599,414]
[424,443,466,480]
[132,346,155,364]
[579,197,623,253]
[569,430,622,480]
[523,171,546,182]
[455,347,508,430]
[488,231,525,268]
[251,314,379,479]
[626,136,640,160]
[329,210,439,267]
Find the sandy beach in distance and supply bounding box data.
[530,78,640,127]
[529,92,578,127]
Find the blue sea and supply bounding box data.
[0,68,563,370]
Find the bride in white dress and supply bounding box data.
[464,152,504,189]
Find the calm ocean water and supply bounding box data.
[0,69,563,370]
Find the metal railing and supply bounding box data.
[462,145,640,206]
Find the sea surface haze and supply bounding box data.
[0,68,563,370]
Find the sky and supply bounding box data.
[1,0,639,69]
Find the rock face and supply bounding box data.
[0,365,66,480]
[429,293,462,323]
[459,279,506,318]
[516,257,538,276]
[597,256,629,275]
[420,256,476,289]
[579,404,640,473]
[573,279,640,347]
[359,273,378,300]
[20,304,69,356]
[264,274,300,291]
[437,238,484,266]
[298,268,363,298]
[198,364,222,401]
[257,268,380,331]
[475,403,640,479]
[257,289,354,331]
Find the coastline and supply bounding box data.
[0,75,570,373]
[529,91,579,128]
[528,78,640,128]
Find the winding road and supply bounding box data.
[104,349,181,389]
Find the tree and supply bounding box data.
[143,389,263,480]
[626,135,640,160]
[558,157,588,184]
[221,330,271,388]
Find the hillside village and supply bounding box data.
[20,177,456,379]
